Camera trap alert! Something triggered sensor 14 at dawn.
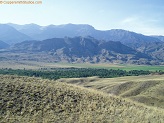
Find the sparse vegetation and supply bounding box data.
[59,75,164,109]
[0,75,164,123]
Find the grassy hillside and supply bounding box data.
[0,75,164,123]
[59,75,164,109]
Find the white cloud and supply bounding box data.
[121,17,138,23]
[119,16,164,35]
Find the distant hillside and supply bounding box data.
[8,23,162,44]
[0,24,32,44]
[7,23,42,38]
[1,75,164,123]
[102,29,161,44]
[152,36,164,42]
[0,40,9,49]
[11,37,152,64]
[8,23,97,40]
[135,42,164,61]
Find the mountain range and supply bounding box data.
[0,24,32,44]
[6,23,163,44]
[0,23,164,64]
[11,37,153,64]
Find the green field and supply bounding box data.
[0,60,164,71]
[116,64,164,71]
[58,63,164,71]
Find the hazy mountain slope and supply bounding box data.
[8,23,162,44]
[8,23,97,40]
[11,37,151,63]
[59,75,164,109]
[152,36,164,42]
[28,24,97,40]
[0,75,164,123]
[0,40,9,49]
[5,23,164,63]
[7,23,42,37]
[7,23,41,30]
[0,24,32,44]
[105,29,161,44]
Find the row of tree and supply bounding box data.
[0,68,152,80]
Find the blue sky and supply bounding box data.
[0,0,164,35]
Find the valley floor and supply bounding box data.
[0,60,164,71]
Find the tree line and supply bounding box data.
[0,68,153,80]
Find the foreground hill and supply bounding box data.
[0,75,164,123]
[10,37,152,64]
[59,75,164,109]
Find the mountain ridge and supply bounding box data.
[0,24,32,44]
[7,23,163,43]
[10,37,152,64]
[0,23,163,64]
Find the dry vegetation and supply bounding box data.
[0,60,122,70]
[0,75,164,123]
[59,75,164,109]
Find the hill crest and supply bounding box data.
[1,75,164,123]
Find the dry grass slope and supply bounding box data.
[59,75,164,109]
[0,75,164,123]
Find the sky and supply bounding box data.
[0,0,164,35]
